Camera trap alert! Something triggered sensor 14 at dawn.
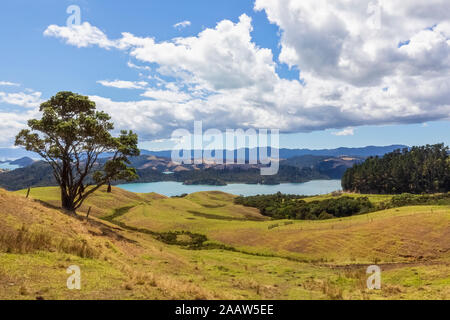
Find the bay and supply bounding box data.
[117,180,342,197]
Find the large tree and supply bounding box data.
[15,91,140,213]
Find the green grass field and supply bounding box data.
[1,186,448,300]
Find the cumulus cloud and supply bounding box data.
[0,90,43,108]
[0,88,44,146]
[173,20,191,29]
[43,3,450,141]
[0,89,41,146]
[97,80,148,89]
[255,0,450,85]
[0,111,35,145]
[44,22,116,49]
[141,88,191,103]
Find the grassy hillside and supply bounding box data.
[112,192,450,264]
[1,187,449,300]
[15,186,166,218]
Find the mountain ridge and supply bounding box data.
[140,144,409,159]
[0,145,408,161]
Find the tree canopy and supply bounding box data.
[15,91,140,212]
[342,144,450,194]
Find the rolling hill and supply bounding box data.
[2,186,448,299]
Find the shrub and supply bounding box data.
[318,211,335,220]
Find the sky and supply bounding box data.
[0,0,449,150]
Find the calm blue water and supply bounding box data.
[117,180,342,197]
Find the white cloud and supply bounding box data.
[127,61,151,71]
[254,0,450,85]
[43,4,450,140]
[141,88,191,103]
[332,128,354,136]
[0,81,20,87]
[0,90,43,108]
[0,113,28,144]
[97,80,148,89]
[44,22,116,49]
[173,21,191,29]
[0,107,41,146]
[0,88,43,145]
[115,15,277,92]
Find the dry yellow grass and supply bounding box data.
[107,190,450,264]
[1,187,449,300]
[210,206,450,264]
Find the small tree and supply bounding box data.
[15,91,140,213]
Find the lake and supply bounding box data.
[117,180,342,197]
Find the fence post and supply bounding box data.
[86,207,91,221]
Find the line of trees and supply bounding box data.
[342,144,450,194]
[235,193,374,220]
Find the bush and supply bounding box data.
[318,211,335,220]
[389,192,450,207]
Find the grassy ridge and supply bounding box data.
[1,187,449,300]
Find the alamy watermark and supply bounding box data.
[171,121,280,176]
[366,265,381,290]
[66,5,81,27]
[66,265,81,290]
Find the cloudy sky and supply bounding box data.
[0,0,449,149]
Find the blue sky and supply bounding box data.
[0,0,449,150]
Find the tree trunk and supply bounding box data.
[61,188,76,213]
[107,181,112,193]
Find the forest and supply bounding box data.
[342,144,450,194]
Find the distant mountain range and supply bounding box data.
[139,144,409,160]
[0,145,408,161]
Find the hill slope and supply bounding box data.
[110,192,450,264]
[1,187,449,300]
